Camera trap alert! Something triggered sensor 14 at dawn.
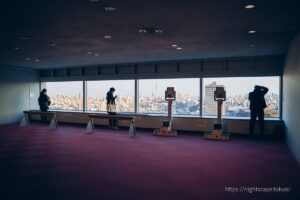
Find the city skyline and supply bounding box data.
[44,77,279,97]
[47,84,279,118]
[44,77,280,118]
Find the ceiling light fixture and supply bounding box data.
[105,7,116,11]
[245,4,255,9]
[155,29,163,34]
[248,30,256,34]
[87,51,92,55]
[176,47,183,50]
[171,44,178,47]
[138,27,163,34]
[94,53,100,56]
[35,59,39,62]
[138,29,147,34]
[104,35,112,39]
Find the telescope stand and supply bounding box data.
[204,101,230,140]
[153,99,177,137]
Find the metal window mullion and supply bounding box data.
[83,81,87,111]
[135,79,139,114]
[200,77,203,117]
[279,75,283,120]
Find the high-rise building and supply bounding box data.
[204,82,227,116]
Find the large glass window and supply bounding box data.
[41,76,281,118]
[202,77,280,118]
[42,81,83,111]
[138,78,200,116]
[87,80,135,112]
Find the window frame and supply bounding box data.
[201,76,281,119]
[85,79,136,113]
[137,78,201,116]
[41,81,84,111]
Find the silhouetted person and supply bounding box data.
[106,87,118,129]
[249,85,269,136]
[38,88,51,121]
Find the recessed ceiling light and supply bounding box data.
[176,47,183,50]
[105,7,116,11]
[35,59,39,62]
[248,30,256,34]
[94,53,100,56]
[104,35,112,39]
[171,44,178,47]
[87,51,92,55]
[245,4,255,9]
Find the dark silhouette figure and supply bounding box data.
[106,87,118,129]
[248,85,269,135]
[38,88,51,121]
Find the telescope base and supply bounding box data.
[204,130,230,141]
[153,127,177,137]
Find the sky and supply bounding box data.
[203,77,280,96]
[139,78,200,96]
[44,76,280,97]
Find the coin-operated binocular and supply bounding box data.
[204,87,230,140]
[153,87,177,137]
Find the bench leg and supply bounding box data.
[128,121,136,138]
[20,114,29,127]
[86,118,94,133]
[49,116,58,130]
[54,116,58,128]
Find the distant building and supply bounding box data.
[48,90,279,118]
[204,82,227,116]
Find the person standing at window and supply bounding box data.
[38,88,51,121]
[248,85,269,136]
[106,87,118,129]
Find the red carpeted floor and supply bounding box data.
[0,123,299,200]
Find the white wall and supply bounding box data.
[283,32,300,164]
[0,66,40,125]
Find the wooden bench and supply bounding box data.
[86,114,136,137]
[20,110,58,129]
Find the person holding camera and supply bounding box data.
[248,85,269,136]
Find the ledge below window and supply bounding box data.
[46,109,281,121]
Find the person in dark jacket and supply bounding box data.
[38,88,51,121]
[106,87,118,129]
[248,85,269,135]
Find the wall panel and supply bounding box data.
[40,55,284,81]
[0,66,39,124]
